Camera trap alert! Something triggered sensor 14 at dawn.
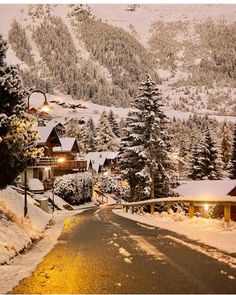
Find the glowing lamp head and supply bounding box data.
[41,101,51,113]
[204,204,209,212]
[57,157,65,163]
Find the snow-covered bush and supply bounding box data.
[54,172,92,205]
[99,174,128,200]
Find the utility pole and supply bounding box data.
[24,169,28,217]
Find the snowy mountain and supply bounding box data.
[0,4,235,115]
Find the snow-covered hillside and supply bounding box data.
[0,4,236,117]
[90,4,236,45]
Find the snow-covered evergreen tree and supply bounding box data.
[188,141,202,180]
[119,75,176,201]
[0,35,40,188]
[119,117,126,138]
[229,124,236,179]
[65,118,80,139]
[79,117,96,153]
[108,110,120,137]
[221,120,232,169]
[195,128,222,180]
[96,110,119,151]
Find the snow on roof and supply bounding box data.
[85,151,119,172]
[174,180,236,198]
[46,117,69,127]
[53,137,77,152]
[36,125,56,144]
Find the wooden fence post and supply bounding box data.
[188,203,194,218]
[131,206,134,214]
[125,206,128,213]
[224,205,231,223]
[150,203,155,214]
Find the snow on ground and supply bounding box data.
[0,187,52,265]
[90,4,236,45]
[43,191,74,211]
[29,91,236,128]
[113,209,236,255]
[0,209,86,294]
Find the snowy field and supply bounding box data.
[113,209,236,255]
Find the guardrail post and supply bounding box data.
[224,205,231,223]
[188,203,194,218]
[131,206,134,214]
[150,203,155,214]
[125,206,128,213]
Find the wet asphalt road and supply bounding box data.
[12,206,236,294]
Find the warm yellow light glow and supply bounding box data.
[57,157,65,163]
[204,204,209,212]
[41,101,52,113]
[103,171,109,176]
[41,105,50,112]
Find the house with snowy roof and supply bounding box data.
[52,137,87,174]
[20,125,61,188]
[85,151,119,174]
[174,180,236,220]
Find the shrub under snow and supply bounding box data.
[54,172,92,205]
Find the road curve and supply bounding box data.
[12,206,236,294]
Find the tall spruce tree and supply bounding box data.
[229,124,236,179]
[188,141,202,180]
[221,120,232,169]
[108,110,120,137]
[0,35,40,188]
[79,118,96,153]
[119,75,176,201]
[96,110,119,151]
[197,128,222,180]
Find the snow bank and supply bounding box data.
[114,209,236,254]
[0,209,85,293]
[0,187,52,264]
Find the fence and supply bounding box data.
[122,196,236,222]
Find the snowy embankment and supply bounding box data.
[113,209,236,254]
[0,209,85,293]
[0,186,52,264]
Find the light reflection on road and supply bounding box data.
[12,215,109,294]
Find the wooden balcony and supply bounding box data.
[30,157,54,167]
[29,157,87,172]
[56,160,87,171]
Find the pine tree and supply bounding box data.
[0,35,40,188]
[108,110,120,137]
[188,141,202,180]
[65,118,80,138]
[96,111,119,151]
[119,117,126,138]
[119,75,176,201]
[79,118,96,153]
[194,128,222,180]
[221,120,232,169]
[229,124,236,179]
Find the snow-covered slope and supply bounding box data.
[0,186,52,264]
[90,4,236,45]
[1,4,236,117]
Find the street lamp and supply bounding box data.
[24,89,51,217]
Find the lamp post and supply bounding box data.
[24,89,51,217]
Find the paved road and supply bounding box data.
[12,206,236,294]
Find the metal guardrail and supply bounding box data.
[122,197,236,222]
